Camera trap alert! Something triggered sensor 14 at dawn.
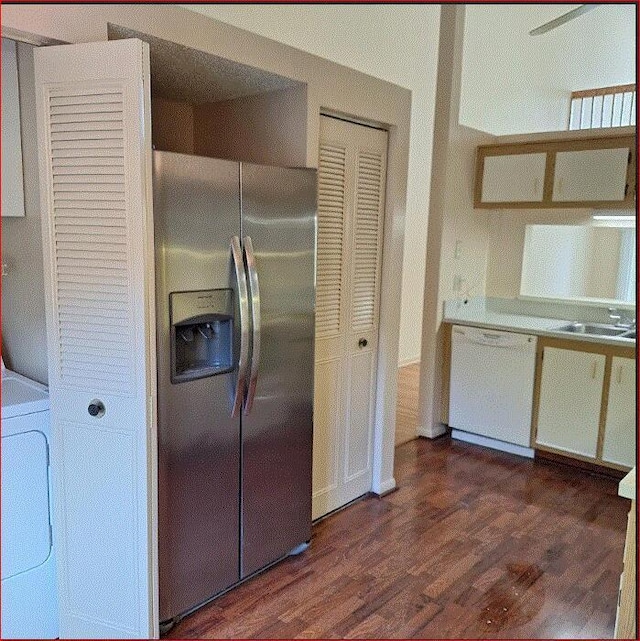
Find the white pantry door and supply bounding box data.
[34,39,157,638]
[313,115,388,520]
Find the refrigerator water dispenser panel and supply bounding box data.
[170,289,234,383]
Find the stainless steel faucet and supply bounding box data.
[608,307,636,328]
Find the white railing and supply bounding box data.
[568,84,636,130]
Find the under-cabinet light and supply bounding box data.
[592,215,635,221]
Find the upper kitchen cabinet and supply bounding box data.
[474,132,636,209]
[552,146,630,203]
[479,152,546,204]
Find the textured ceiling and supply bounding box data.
[108,25,299,104]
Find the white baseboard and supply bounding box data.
[451,429,534,459]
[398,358,420,368]
[417,423,448,439]
[372,477,396,496]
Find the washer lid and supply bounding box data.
[1,372,50,419]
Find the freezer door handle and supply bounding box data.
[231,236,250,417]
[243,235,261,415]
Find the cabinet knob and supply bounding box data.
[88,399,106,418]
[358,338,368,348]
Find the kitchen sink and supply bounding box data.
[553,322,632,337]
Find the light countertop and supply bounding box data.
[444,297,636,348]
[619,467,636,501]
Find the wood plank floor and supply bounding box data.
[395,363,420,446]
[167,438,628,639]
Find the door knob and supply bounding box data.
[358,338,368,348]
[88,399,106,418]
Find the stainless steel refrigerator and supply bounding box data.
[153,151,316,624]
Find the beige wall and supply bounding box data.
[518,223,625,301]
[461,4,636,135]
[2,3,411,493]
[485,209,593,299]
[585,229,621,299]
[151,86,307,167]
[436,124,492,305]
[419,6,496,437]
[180,4,443,365]
[482,126,636,302]
[1,41,48,383]
[416,7,627,437]
[419,121,493,437]
[194,86,307,166]
[151,97,194,154]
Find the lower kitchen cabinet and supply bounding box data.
[603,357,637,468]
[535,347,605,458]
[532,338,636,470]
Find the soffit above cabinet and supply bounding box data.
[108,25,300,104]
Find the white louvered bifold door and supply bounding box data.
[34,39,157,639]
[313,115,387,519]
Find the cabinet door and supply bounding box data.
[313,115,387,520]
[602,357,636,468]
[535,347,605,458]
[480,152,546,203]
[552,147,630,202]
[34,39,157,638]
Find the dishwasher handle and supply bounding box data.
[453,326,534,348]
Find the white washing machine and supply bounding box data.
[1,367,59,639]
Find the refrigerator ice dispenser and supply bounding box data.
[170,289,233,383]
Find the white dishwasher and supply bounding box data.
[449,325,537,457]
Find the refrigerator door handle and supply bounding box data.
[243,235,261,415]
[231,236,250,417]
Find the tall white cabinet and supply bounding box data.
[34,39,157,639]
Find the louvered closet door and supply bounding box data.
[313,115,387,519]
[34,39,157,638]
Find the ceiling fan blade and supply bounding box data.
[529,4,600,36]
